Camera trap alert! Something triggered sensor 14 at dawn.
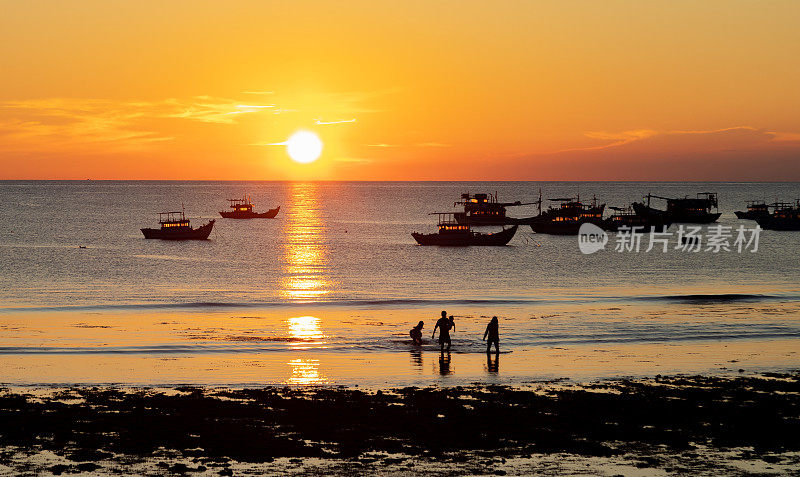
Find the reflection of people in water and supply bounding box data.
[483,316,499,353]
[409,348,423,369]
[486,352,499,373]
[409,321,424,345]
[432,310,453,351]
[438,350,452,375]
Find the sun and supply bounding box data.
[286,130,323,164]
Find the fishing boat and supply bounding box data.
[633,192,720,224]
[601,206,671,232]
[454,192,537,225]
[755,201,800,230]
[735,201,770,220]
[141,211,215,240]
[219,195,280,219]
[523,194,605,235]
[412,212,518,246]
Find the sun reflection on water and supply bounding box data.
[287,315,324,346]
[280,183,330,300]
[286,358,325,385]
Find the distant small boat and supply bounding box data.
[735,201,770,220]
[141,211,214,240]
[633,192,721,224]
[220,195,279,219]
[522,194,605,235]
[454,192,537,226]
[601,206,671,232]
[755,201,800,231]
[412,213,517,246]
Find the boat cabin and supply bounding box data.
[227,197,254,213]
[746,200,769,213]
[547,196,604,221]
[433,212,472,233]
[158,211,191,229]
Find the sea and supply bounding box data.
[1,181,799,387]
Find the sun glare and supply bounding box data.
[286,130,323,164]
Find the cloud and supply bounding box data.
[335,157,372,163]
[366,142,450,148]
[0,96,276,152]
[315,118,356,125]
[565,126,800,153]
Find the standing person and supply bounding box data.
[483,316,499,353]
[432,310,452,351]
[409,321,424,345]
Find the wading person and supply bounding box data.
[409,320,424,345]
[432,310,453,351]
[483,316,499,353]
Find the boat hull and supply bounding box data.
[412,225,517,246]
[755,217,800,231]
[219,206,279,219]
[529,221,590,235]
[601,217,672,232]
[455,215,515,226]
[735,210,769,220]
[141,220,215,240]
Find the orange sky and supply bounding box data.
[1,0,799,180]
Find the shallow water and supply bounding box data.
[1,181,799,385]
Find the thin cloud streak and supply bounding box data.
[315,118,356,125]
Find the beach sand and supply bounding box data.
[1,373,798,475]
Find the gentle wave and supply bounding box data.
[2,292,798,313]
[1,330,798,355]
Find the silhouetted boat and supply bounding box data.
[454,192,537,225]
[522,194,605,235]
[633,192,720,224]
[220,195,279,219]
[141,211,214,240]
[735,201,770,220]
[755,201,800,230]
[601,206,671,232]
[412,213,518,246]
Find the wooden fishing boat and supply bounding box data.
[219,195,279,219]
[141,211,215,240]
[522,194,605,235]
[454,192,537,225]
[601,205,671,232]
[412,213,518,246]
[735,201,770,220]
[633,192,720,224]
[755,201,800,230]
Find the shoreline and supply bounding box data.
[1,372,799,475]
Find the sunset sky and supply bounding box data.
[1,0,799,180]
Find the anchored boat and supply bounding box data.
[755,201,800,230]
[601,205,671,232]
[141,211,215,240]
[454,192,537,226]
[412,212,518,246]
[220,195,280,219]
[735,201,770,220]
[633,193,720,224]
[522,194,605,235]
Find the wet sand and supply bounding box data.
[1,372,798,475]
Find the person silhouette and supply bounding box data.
[409,320,424,345]
[448,315,456,333]
[432,310,452,351]
[483,316,499,353]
